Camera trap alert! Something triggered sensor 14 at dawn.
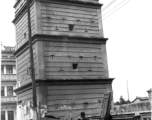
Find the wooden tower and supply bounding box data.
[13,0,114,120]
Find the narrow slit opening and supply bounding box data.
[24,33,26,38]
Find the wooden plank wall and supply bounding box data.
[40,1,102,37]
[17,89,33,102]
[43,41,105,80]
[15,3,35,49]
[16,43,38,86]
[47,84,107,120]
[15,0,27,15]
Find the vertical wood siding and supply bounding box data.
[16,43,38,86]
[40,1,102,37]
[43,41,105,80]
[15,3,35,50]
[47,84,107,119]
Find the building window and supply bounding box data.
[7,86,13,96]
[8,111,14,120]
[69,24,74,31]
[1,111,5,120]
[1,65,4,74]
[72,63,78,69]
[6,65,13,74]
[1,86,5,96]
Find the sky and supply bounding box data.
[0,0,152,102]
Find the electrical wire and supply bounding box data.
[43,0,130,36]
[102,0,126,17]
[73,0,131,35]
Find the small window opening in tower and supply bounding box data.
[85,28,88,32]
[46,17,51,21]
[69,24,74,31]
[79,56,83,60]
[27,68,31,75]
[67,55,71,60]
[62,18,66,23]
[88,67,92,72]
[24,33,26,38]
[55,26,59,30]
[94,56,97,60]
[72,63,78,69]
[76,20,80,24]
[51,55,54,59]
[91,21,95,25]
[59,67,64,72]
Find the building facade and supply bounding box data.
[111,89,152,120]
[13,0,114,120]
[1,46,17,120]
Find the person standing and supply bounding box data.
[79,112,89,120]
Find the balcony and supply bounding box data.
[1,74,16,81]
[1,96,17,103]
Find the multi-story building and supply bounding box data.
[13,0,114,120]
[1,46,17,120]
[111,88,152,120]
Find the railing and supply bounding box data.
[1,96,17,103]
[1,74,17,81]
[112,112,152,120]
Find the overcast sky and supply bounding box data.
[0,0,152,102]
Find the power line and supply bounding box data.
[102,0,126,17]
[73,0,122,34]
[46,0,122,35]
[87,0,118,22]
[102,0,117,11]
[74,0,130,35]
[45,0,130,36]
[102,0,130,20]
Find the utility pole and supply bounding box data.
[27,0,37,119]
[127,80,130,101]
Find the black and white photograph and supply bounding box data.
[0,0,152,120]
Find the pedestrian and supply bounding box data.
[79,112,89,120]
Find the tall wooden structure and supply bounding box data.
[13,0,114,120]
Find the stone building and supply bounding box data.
[13,0,114,120]
[1,46,17,120]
